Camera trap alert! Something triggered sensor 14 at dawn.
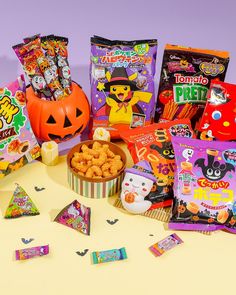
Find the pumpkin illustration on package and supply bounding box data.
[26,82,90,142]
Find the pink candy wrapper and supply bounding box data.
[149,233,183,256]
[15,245,49,260]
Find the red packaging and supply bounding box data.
[121,119,195,209]
[199,80,236,141]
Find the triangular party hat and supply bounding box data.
[5,184,40,218]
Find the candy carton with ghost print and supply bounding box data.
[0,76,40,178]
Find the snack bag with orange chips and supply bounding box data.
[121,119,195,209]
[169,137,236,233]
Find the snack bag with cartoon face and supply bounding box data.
[199,80,236,141]
[169,137,236,233]
[154,44,229,129]
[90,36,157,139]
[121,119,195,209]
[0,76,40,178]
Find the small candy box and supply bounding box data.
[154,44,229,129]
[0,76,40,178]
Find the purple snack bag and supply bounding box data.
[169,137,236,233]
[90,36,157,139]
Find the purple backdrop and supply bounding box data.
[0,0,235,150]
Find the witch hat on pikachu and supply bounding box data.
[96,67,152,125]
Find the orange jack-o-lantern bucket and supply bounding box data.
[26,82,90,142]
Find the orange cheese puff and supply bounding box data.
[88,148,100,157]
[85,167,94,178]
[107,149,115,158]
[103,170,112,177]
[73,152,84,162]
[92,141,102,150]
[91,165,102,176]
[81,144,89,152]
[75,163,90,173]
[83,152,93,161]
[101,144,109,152]
[101,163,111,171]
[92,153,107,166]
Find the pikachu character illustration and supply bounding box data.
[99,67,152,125]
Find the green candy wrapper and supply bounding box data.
[92,247,127,264]
[5,184,40,218]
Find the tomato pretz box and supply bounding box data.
[154,44,230,128]
[0,76,40,178]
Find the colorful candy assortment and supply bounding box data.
[13,34,72,101]
[2,34,236,265]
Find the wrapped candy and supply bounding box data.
[92,247,127,264]
[41,35,58,79]
[13,40,52,99]
[54,36,72,94]
[54,200,91,235]
[5,184,40,218]
[15,245,49,260]
[22,50,52,99]
[149,233,183,257]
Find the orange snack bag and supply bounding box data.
[121,119,195,209]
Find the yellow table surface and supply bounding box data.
[0,142,235,295]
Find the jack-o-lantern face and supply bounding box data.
[26,82,90,142]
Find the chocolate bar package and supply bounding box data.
[0,76,40,178]
[90,36,157,139]
[154,44,229,129]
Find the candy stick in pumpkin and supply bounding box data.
[34,48,66,100]
[53,36,72,95]
[13,42,52,100]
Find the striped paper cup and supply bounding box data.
[67,140,126,198]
